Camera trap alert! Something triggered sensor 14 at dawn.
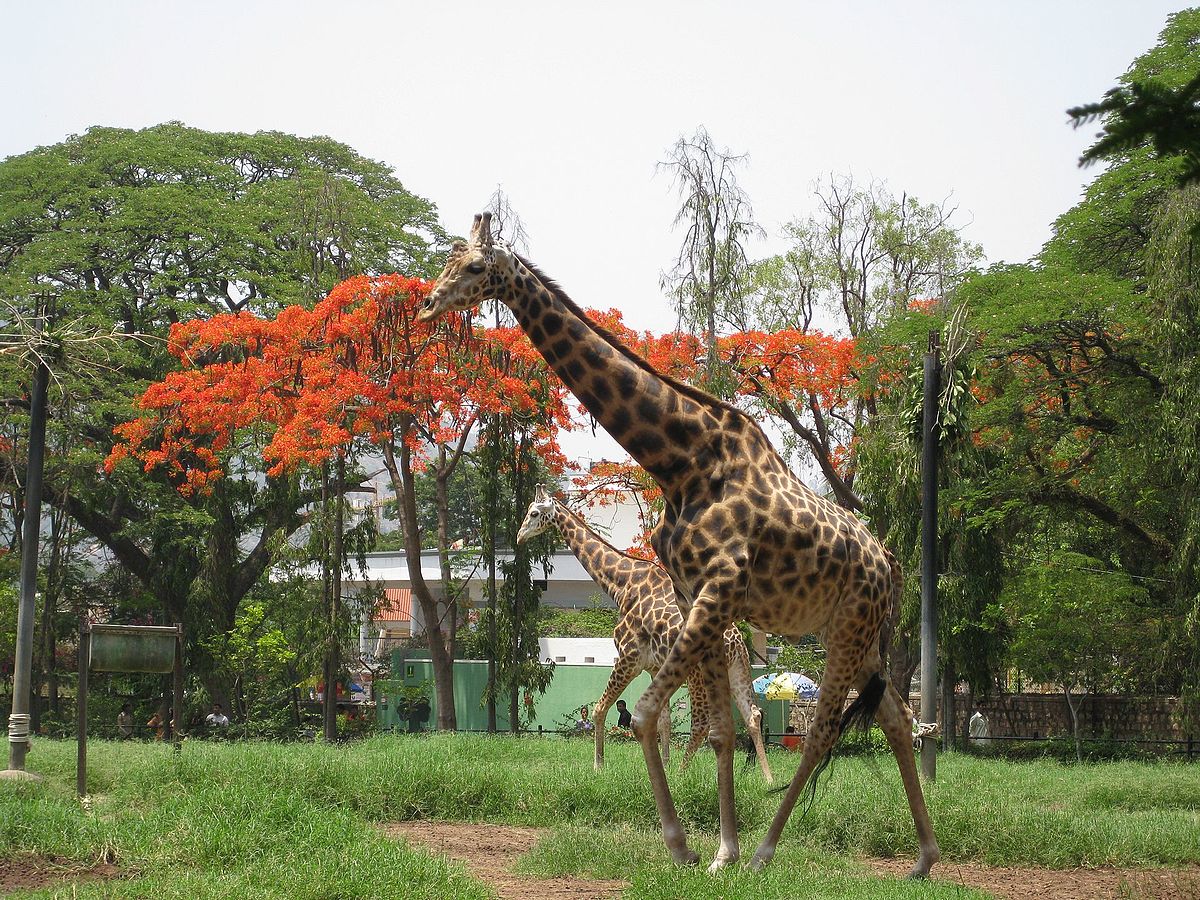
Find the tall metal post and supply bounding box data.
[171,625,184,749]
[920,330,940,781]
[76,623,90,796]
[7,353,50,775]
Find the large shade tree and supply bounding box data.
[0,123,446,709]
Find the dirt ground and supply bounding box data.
[0,855,121,895]
[388,820,1200,900]
[865,856,1200,900]
[383,821,627,900]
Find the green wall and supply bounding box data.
[378,651,785,737]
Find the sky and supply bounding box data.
[3,1,1188,464]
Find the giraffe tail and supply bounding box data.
[769,672,889,804]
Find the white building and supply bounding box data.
[351,484,648,660]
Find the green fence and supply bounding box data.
[378,651,785,737]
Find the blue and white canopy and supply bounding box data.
[751,671,819,701]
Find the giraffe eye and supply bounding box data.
[466,262,484,275]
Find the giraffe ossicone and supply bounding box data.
[425,213,938,878]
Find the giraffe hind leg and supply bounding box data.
[726,637,773,783]
[874,678,940,878]
[748,645,874,870]
[680,669,707,770]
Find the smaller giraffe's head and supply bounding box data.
[417,212,510,323]
[516,485,557,545]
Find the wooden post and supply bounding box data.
[76,622,90,797]
[920,330,940,781]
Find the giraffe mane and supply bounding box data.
[555,501,664,569]
[513,252,771,444]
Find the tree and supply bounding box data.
[1069,10,1200,187]
[659,126,763,390]
[110,275,572,730]
[744,176,981,505]
[1006,551,1151,762]
[0,123,446,710]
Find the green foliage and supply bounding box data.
[1005,551,1152,693]
[538,597,619,637]
[0,122,445,709]
[771,637,826,682]
[1070,10,1200,187]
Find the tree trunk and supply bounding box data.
[1064,684,1083,763]
[941,665,956,752]
[383,439,457,731]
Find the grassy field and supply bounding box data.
[1,734,1197,898]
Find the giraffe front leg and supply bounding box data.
[632,623,720,866]
[701,648,740,872]
[594,653,640,771]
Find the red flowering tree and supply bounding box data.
[109,276,573,730]
[719,328,862,509]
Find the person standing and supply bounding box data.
[117,703,134,739]
[205,703,230,730]
[615,699,632,729]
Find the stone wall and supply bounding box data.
[951,692,1189,742]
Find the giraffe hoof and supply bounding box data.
[707,855,738,874]
[673,848,700,867]
[746,849,773,872]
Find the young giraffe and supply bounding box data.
[418,214,938,876]
[515,485,773,781]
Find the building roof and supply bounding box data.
[377,588,412,622]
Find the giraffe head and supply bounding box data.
[417,212,511,322]
[516,485,557,545]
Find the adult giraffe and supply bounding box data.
[418,213,938,876]
[516,485,773,781]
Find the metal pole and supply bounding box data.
[7,354,50,774]
[76,622,90,797]
[920,330,940,781]
[171,625,184,750]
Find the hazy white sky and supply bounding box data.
[4,1,1188,462]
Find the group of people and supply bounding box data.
[115,702,230,739]
[575,700,633,733]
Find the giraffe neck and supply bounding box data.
[550,503,643,615]
[500,254,746,493]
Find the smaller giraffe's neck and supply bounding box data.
[550,503,644,615]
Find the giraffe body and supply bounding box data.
[516,487,773,780]
[420,214,938,877]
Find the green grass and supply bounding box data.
[2,735,1197,898]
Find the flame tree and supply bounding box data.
[109,275,572,730]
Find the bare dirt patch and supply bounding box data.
[384,821,626,900]
[865,856,1200,900]
[0,854,122,895]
